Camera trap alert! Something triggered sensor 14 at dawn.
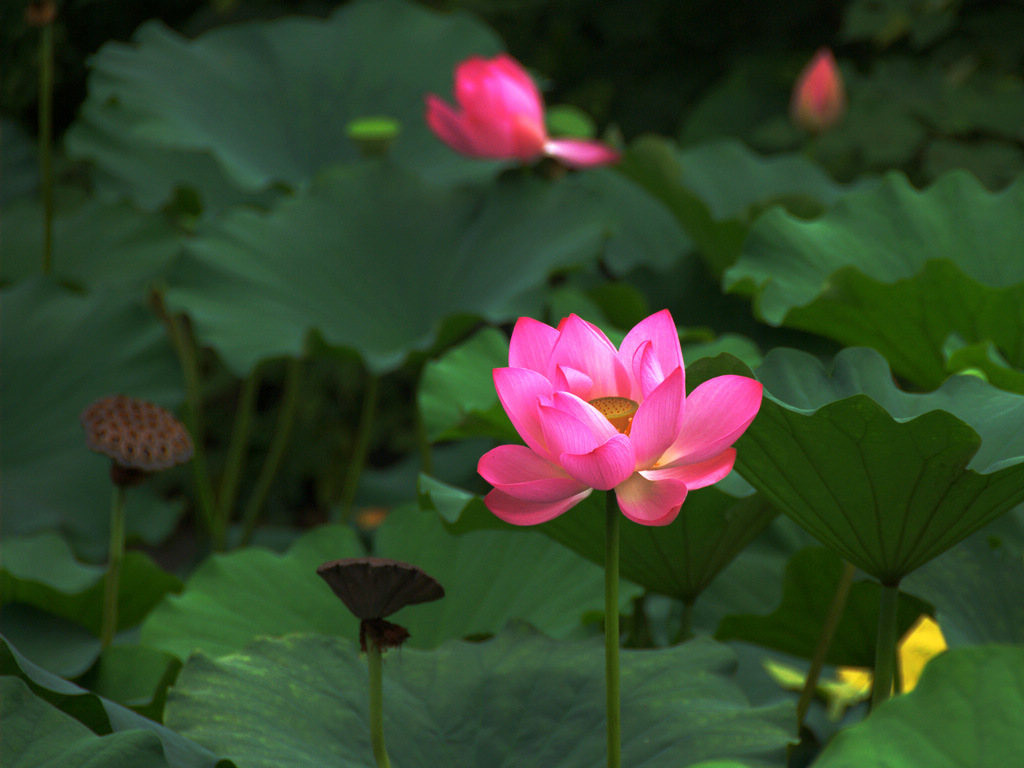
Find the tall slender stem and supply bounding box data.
[238,358,302,547]
[872,582,900,709]
[797,560,857,729]
[366,635,392,768]
[100,485,126,648]
[151,291,217,540]
[338,373,379,523]
[38,17,54,275]
[217,366,261,545]
[605,491,622,768]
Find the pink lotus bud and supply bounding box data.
[426,54,619,169]
[791,48,847,134]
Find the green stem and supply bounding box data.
[39,20,54,275]
[796,560,857,729]
[338,373,379,524]
[605,491,622,768]
[156,299,217,540]
[872,582,900,709]
[238,358,302,547]
[100,485,126,648]
[217,366,260,545]
[366,635,391,768]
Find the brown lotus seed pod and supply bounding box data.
[316,557,445,621]
[25,0,57,26]
[81,395,194,486]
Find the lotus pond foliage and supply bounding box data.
[2,0,1024,766]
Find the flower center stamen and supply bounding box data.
[589,396,638,435]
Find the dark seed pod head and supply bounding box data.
[81,396,194,486]
[316,557,444,620]
[25,0,57,26]
[360,618,411,653]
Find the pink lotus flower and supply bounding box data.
[425,53,620,168]
[477,311,763,526]
[791,48,847,134]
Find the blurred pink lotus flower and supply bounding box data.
[426,53,620,168]
[791,48,847,133]
[477,311,763,526]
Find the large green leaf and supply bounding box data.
[0,635,232,768]
[1,531,180,677]
[673,138,869,222]
[420,474,775,605]
[142,524,364,661]
[690,348,1024,584]
[1,191,182,288]
[716,548,931,667]
[812,646,1024,767]
[65,0,503,212]
[902,514,1024,647]
[418,326,516,444]
[0,278,186,560]
[1,532,182,636]
[725,170,1024,388]
[164,163,675,376]
[166,629,794,767]
[1,677,169,768]
[143,506,632,660]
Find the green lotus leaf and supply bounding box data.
[81,644,182,721]
[813,646,1024,767]
[703,346,1024,584]
[65,0,503,212]
[902,514,1024,647]
[1,191,182,288]
[674,138,868,222]
[0,533,180,679]
[165,163,677,376]
[419,474,775,605]
[725,170,1024,388]
[0,635,232,768]
[1,532,182,636]
[418,326,516,444]
[1,118,38,205]
[1,278,186,560]
[0,604,101,679]
[143,505,630,660]
[942,336,1024,394]
[166,629,794,767]
[716,547,931,667]
[1,677,169,768]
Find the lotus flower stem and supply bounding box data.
[219,365,260,546]
[38,16,54,275]
[872,582,900,709]
[239,358,302,547]
[797,560,857,729]
[339,373,379,523]
[605,490,622,768]
[153,293,217,541]
[100,485,127,648]
[366,635,392,768]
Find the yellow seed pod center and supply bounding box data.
[588,396,639,434]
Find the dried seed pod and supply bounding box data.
[81,395,194,486]
[316,557,445,620]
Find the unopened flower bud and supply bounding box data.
[791,48,846,134]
